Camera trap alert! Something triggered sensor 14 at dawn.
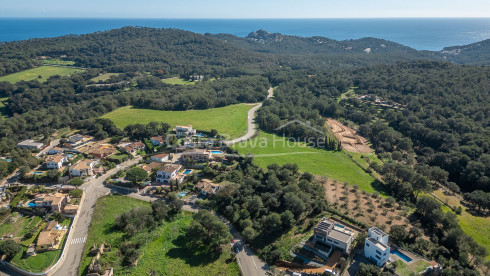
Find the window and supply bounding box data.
[376,250,382,255]
[366,243,370,247]
[334,241,339,244]
[375,255,381,260]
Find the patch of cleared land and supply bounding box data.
[162,77,195,85]
[0,66,83,84]
[433,190,490,260]
[326,118,372,153]
[233,132,377,192]
[102,104,253,139]
[90,73,121,82]
[80,195,239,276]
[41,59,75,66]
[323,179,404,230]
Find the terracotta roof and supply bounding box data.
[158,164,182,174]
[46,154,65,163]
[195,179,221,195]
[71,160,93,171]
[152,153,169,159]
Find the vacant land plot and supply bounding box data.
[395,259,430,276]
[41,59,75,66]
[326,118,372,153]
[80,195,239,276]
[162,77,195,85]
[102,104,253,139]
[90,73,121,82]
[323,180,404,231]
[0,213,42,238]
[0,66,83,84]
[233,132,377,192]
[434,190,490,260]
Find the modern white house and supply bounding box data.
[17,139,44,150]
[175,125,196,137]
[313,218,356,254]
[45,154,67,169]
[69,160,95,177]
[150,153,169,163]
[47,147,64,155]
[365,227,390,267]
[155,164,182,183]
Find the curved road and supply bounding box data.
[1,87,275,276]
[225,87,273,145]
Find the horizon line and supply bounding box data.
[1,16,490,20]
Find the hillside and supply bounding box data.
[440,38,490,65]
[0,27,278,77]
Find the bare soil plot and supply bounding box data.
[326,118,372,153]
[322,178,409,232]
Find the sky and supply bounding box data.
[0,0,489,18]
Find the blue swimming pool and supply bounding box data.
[211,150,222,154]
[392,249,412,262]
[32,172,44,175]
[178,191,187,198]
[27,203,36,207]
[183,169,192,175]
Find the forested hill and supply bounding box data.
[440,38,490,65]
[210,29,490,66]
[210,29,438,58]
[0,27,278,77]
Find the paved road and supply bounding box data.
[50,157,141,276]
[225,87,274,145]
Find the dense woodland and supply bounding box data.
[0,27,489,274]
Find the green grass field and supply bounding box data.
[0,66,83,84]
[41,59,75,66]
[162,77,195,85]
[394,259,429,276]
[90,73,121,82]
[440,204,490,260]
[102,104,254,139]
[232,132,378,192]
[80,195,239,276]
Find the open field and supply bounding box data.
[162,77,195,85]
[80,195,239,276]
[0,66,83,84]
[232,132,377,192]
[434,190,490,260]
[102,104,254,139]
[90,73,121,82]
[41,59,75,66]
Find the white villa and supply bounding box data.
[46,154,67,169]
[365,227,390,266]
[155,164,182,183]
[175,125,196,137]
[313,218,356,254]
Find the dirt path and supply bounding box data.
[326,118,372,153]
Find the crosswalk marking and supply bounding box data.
[71,236,87,245]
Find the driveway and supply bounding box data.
[225,87,274,145]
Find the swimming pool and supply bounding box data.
[32,172,44,175]
[178,191,187,198]
[392,249,412,262]
[27,203,36,207]
[183,169,192,175]
[211,150,223,154]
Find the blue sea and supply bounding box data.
[1,18,489,51]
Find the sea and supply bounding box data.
[1,18,489,51]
